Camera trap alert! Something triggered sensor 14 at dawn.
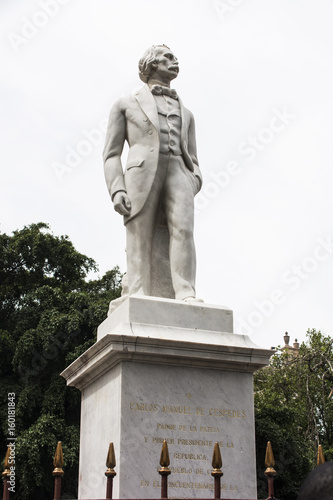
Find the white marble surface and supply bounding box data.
[98,295,233,341]
[78,363,122,499]
[60,297,272,499]
[76,361,257,499]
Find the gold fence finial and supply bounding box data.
[317,444,325,466]
[158,440,171,499]
[159,440,170,469]
[53,442,64,477]
[105,443,117,477]
[264,441,277,476]
[211,442,223,479]
[2,447,11,477]
[211,443,223,499]
[212,442,222,470]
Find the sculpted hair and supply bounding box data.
[138,44,170,83]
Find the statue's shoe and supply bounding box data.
[183,296,204,304]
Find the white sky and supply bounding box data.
[1,0,333,350]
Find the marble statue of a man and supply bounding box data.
[103,45,203,311]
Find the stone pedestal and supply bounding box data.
[61,296,272,499]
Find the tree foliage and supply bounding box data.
[254,329,333,499]
[0,223,122,499]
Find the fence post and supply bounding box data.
[211,442,223,499]
[317,444,325,465]
[52,441,64,500]
[264,441,277,500]
[2,447,11,500]
[158,440,171,499]
[105,442,116,500]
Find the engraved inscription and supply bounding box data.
[129,401,246,419]
[208,408,246,419]
[173,453,208,461]
[129,396,247,498]
[150,480,239,491]
[130,402,159,412]
[157,423,176,430]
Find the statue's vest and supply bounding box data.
[155,99,182,156]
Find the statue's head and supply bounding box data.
[138,45,179,84]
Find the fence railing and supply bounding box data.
[2,440,326,500]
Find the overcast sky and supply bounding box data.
[1,0,333,350]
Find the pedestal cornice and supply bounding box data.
[61,296,272,390]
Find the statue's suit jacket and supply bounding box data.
[103,84,202,223]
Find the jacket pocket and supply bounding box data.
[126,158,144,170]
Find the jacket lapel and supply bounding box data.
[178,96,188,145]
[134,85,160,135]
[178,97,194,172]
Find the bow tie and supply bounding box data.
[151,85,178,100]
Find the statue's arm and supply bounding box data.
[188,113,203,192]
[103,99,131,215]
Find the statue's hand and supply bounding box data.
[113,191,131,216]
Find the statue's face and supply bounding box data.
[153,47,179,82]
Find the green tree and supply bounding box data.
[0,223,122,499]
[254,329,333,500]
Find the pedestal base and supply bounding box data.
[61,296,272,499]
